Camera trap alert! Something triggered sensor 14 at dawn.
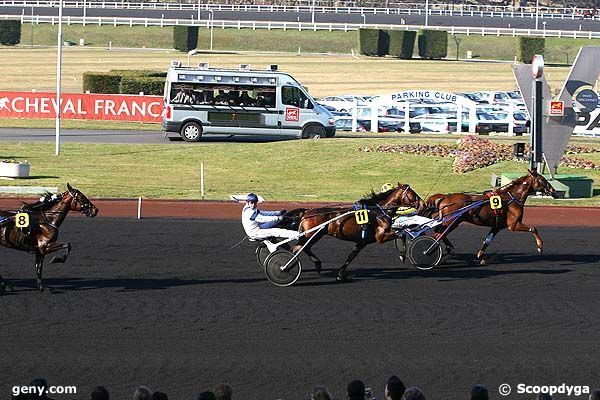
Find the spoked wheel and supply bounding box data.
[264,250,302,287]
[255,241,291,270]
[255,242,270,270]
[407,235,443,270]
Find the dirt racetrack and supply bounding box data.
[1,218,599,400]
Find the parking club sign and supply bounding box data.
[285,107,299,122]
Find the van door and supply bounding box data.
[280,85,313,136]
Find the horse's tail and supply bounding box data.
[278,208,307,232]
[420,194,445,218]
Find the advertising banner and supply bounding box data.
[0,91,163,123]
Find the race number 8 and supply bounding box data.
[15,212,30,228]
[489,195,502,210]
[354,209,369,225]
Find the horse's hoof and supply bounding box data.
[479,259,487,266]
[537,248,543,255]
[336,273,352,283]
[50,256,62,264]
[398,255,405,263]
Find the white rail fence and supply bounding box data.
[4,14,600,39]
[0,0,598,21]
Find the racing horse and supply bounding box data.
[293,183,426,282]
[423,169,557,264]
[0,184,98,294]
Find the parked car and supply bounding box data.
[411,114,451,133]
[334,116,421,133]
[318,95,367,112]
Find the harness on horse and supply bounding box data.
[353,202,370,244]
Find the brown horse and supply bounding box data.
[423,169,557,264]
[293,183,425,281]
[0,184,98,294]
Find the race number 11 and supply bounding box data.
[15,212,30,228]
[354,209,369,225]
[489,195,502,210]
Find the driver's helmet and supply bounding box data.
[380,183,394,193]
[395,206,417,218]
[246,193,259,203]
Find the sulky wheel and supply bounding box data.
[407,235,443,270]
[264,250,302,287]
[255,242,271,270]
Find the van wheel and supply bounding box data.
[181,122,202,142]
[301,124,325,139]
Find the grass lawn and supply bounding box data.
[1,137,598,205]
[0,48,571,97]
[11,24,600,63]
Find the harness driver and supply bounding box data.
[241,193,299,240]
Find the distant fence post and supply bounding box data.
[200,162,205,200]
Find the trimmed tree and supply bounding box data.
[418,29,448,60]
[0,20,21,46]
[173,26,199,52]
[388,30,416,59]
[516,36,545,63]
[358,28,388,56]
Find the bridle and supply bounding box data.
[68,189,94,216]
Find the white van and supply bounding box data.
[162,62,336,141]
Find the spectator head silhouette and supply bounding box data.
[151,392,168,400]
[590,389,600,400]
[132,386,152,400]
[401,387,425,400]
[385,376,406,400]
[471,384,489,400]
[311,385,332,400]
[197,391,217,400]
[29,378,52,399]
[347,380,366,400]
[537,394,552,400]
[90,386,110,400]
[213,384,233,400]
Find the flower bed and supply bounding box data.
[359,137,600,174]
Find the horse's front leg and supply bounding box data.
[477,227,501,265]
[509,221,543,254]
[45,242,72,264]
[35,251,46,292]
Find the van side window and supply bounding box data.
[282,86,312,109]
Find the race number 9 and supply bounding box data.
[15,212,30,228]
[489,195,502,210]
[354,209,369,225]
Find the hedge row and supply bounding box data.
[516,36,545,63]
[358,28,445,59]
[0,20,21,46]
[82,69,166,95]
[173,26,199,52]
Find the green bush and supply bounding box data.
[358,28,388,56]
[516,36,545,63]
[0,20,21,46]
[418,29,448,59]
[119,76,165,95]
[109,69,166,78]
[82,73,122,94]
[388,30,416,59]
[173,26,199,52]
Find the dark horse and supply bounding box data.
[423,169,557,264]
[292,183,425,281]
[0,184,98,294]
